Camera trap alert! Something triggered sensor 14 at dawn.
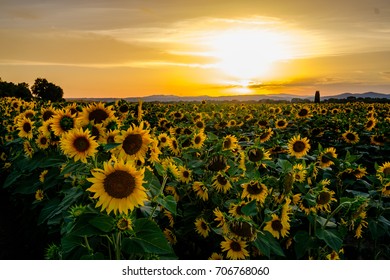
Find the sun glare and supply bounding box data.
[209,28,293,80]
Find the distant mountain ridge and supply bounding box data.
[67,92,390,103]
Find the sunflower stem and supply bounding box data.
[149,174,168,220]
[84,236,93,255]
[322,201,352,230]
[114,232,122,260]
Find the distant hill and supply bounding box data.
[66,92,390,103]
[322,92,390,100]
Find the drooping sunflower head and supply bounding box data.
[318,147,338,168]
[365,118,376,131]
[87,159,147,215]
[228,201,249,218]
[212,172,232,193]
[247,147,271,163]
[192,181,208,201]
[226,219,257,241]
[207,155,228,172]
[222,135,238,150]
[381,182,390,197]
[370,135,386,146]
[241,181,268,204]
[287,135,311,158]
[60,128,99,163]
[258,128,273,143]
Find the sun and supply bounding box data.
[209,28,293,80]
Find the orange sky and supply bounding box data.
[1,0,390,98]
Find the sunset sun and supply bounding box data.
[209,28,294,80]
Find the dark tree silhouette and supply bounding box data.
[31,78,64,102]
[314,90,320,103]
[0,78,33,100]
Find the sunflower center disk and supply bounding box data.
[271,220,283,232]
[23,122,32,132]
[230,222,254,239]
[217,175,227,185]
[74,137,91,152]
[230,241,242,252]
[247,182,263,195]
[60,116,74,131]
[346,133,356,141]
[248,149,263,162]
[89,109,108,124]
[123,134,143,155]
[293,141,305,153]
[104,170,136,199]
[317,192,331,205]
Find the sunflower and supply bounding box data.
[87,159,147,215]
[23,141,34,158]
[318,147,338,168]
[115,122,153,162]
[165,185,180,201]
[241,181,268,204]
[168,137,181,156]
[223,135,239,150]
[51,109,78,136]
[39,169,49,183]
[213,208,226,228]
[36,133,50,149]
[370,134,386,146]
[342,130,359,144]
[116,217,133,231]
[207,155,228,172]
[194,217,210,238]
[163,228,177,245]
[364,118,376,131]
[17,117,34,139]
[299,197,317,215]
[192,131,206,149]
[78,102,115,125]
[177,166,192,183]
[157,133,170,148]
[192,181,208,201]
[226,219,257,241]
[89,123,106,143]
[275,118,288,129]
[316,187,337,212]
[287,135,311,158]
[35,189,44,201]
[220,237,249,260]
[208,253,224,260]
[259,128,273,143]
[149,139,161,164]
[377,162,390,181]
[381,182,390,197]
[263,214,290,239]
[212,172,232,193]
[247,147,271,163]
[60,128,99,163]
[228,201,249,218]
[102,129,120,145]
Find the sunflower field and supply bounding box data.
[0,97,389,260]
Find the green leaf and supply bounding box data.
[102,142,120,151]
[88,215,115,232]
[144,169,162,197]
[316,216,337,228]
[2,170,25,189]
[61,234,83,254]
[241,199,258,216]
[156,195,177,216]
[277,159,292,172]
[316,228,343,251]
[122,218,175,257]
[293,231,312,259]
[154,162,166,177]
[254,231,285,258]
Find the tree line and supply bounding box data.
[0,78,64,102]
